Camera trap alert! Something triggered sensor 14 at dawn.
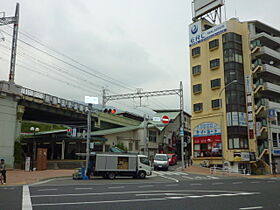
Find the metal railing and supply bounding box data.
[209,166,250,176]
[21,87,89,113]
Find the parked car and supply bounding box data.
[167,153,177,165]
[154,154,169,170]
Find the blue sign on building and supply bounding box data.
[268,109,277,121]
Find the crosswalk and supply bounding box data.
[152,171,220,180]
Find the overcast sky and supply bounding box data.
[1,0,280,115]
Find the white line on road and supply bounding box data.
[158,175,179,182]
[31,189,244,198]
[32,198,167,207]
[233,182,242,184]
[108,186,125,189]
[212,183,223,185]
[165,184,179,187]
[190,183,202,186]
[22,185,33,210]
[239,206,263,210]
[250,181,260,184]
[138,185,153,188]
[37,188,58,191]
[75,188,93,190]
[182,176,194,180]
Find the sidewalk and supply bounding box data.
[184,165,280,178]
[1,169,74,186]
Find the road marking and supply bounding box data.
[182,176,194,180]
[22,185,33,210]
[206,176,219,179]
[31,192,260,207]
[190,183,202,186]
[138,185,153,188]
[32,198,167,207]
[37,188,58,191]
[233,182,242,184]
[267,181,276,183]
[135,193,190,197]
[31,189,244,198]
[165,196,184,199]
[108,186,125,189]
[212,182,223,185]
[239,206,263,210]
[75,188,93,190]
[158,175,179,182]
[250,181,260,184]
[165,184,179,187]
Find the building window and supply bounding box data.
[135,141,139,150]
[149,130,157,143]
[194,103,203,112]
[129,142,133,151]
[212,99,221,109]
[209,39,219,50]
[211,78,221,89]
[210,59,220,69]
[273,133,278,147]
[192,47,201,57]
[228,138,248,149]
[192,65,201,75]
[193,84,202,94]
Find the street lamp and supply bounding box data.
[30,127,40,171]
[218,79,238,167]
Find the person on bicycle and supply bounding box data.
[0,159,6,184]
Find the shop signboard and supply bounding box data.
[273,149,280,156]
[189,20,227,47]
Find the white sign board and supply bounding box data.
[85,96,98,104]
[189,21,227,47]
[256,121,262,137]
[152,117,161,122]
[193,0,224,19]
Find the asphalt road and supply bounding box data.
[1,167,280,210]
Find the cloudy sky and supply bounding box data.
[1,0,280,115]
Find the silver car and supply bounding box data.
[153,154,169,171]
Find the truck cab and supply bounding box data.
[137,155,152,178]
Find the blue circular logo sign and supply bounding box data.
[191,24,198,34]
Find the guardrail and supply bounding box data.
[21,87,89,113]
[209,166,250,176]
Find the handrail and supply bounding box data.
[21,87,89,113]
[210,166,249,176]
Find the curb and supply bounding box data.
[0,175,72,187]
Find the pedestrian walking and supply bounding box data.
[0,159,7,184]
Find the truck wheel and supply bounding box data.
[138,171,146,179]
[107,172,115,180]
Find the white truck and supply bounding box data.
[91,153,152,179]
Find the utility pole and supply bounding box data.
[179,81,185,170]
[85,104,92,176]
[0,3,19,83]
[143,114,148,156]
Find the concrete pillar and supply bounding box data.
[61,140,65,160]
[0,95,18,167]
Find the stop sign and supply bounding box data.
[161,115,170,124]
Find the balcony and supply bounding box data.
[253,46,280,64]
[254,79,280,96]
[251,32,280,50]
[252,62,280,78]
